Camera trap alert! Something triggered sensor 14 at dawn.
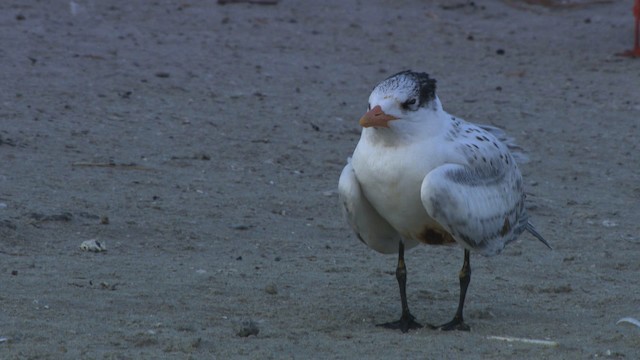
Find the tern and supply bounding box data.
[339,70,550,332]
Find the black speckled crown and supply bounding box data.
[376,70,437,107]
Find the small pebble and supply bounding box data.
[265,283,278,295]
[231,224,250,230]
[236,320,259,337]
[469,309,495,320]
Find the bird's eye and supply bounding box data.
[367,103,371,111]
[401,98,417,110]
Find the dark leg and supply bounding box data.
[635,11,640,55]
[376,241,424,333]
[635,4,640,51]
[438,249,471,331]
[618,0,640,57]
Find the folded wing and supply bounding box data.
[339,161,402,254]
[420,162,528,256]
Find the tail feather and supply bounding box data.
[526,221,551,250]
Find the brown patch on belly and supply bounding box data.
[417,227,456,245]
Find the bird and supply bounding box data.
[338,70,550,333]
[620,0,640,57]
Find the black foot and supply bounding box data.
[437,317,470,331]
[376,312,424,333]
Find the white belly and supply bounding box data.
[352,140,444,242]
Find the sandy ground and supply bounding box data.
[1,0,639,358]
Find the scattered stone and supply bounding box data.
[100,282,118,290]
[469,308,495,320]
[265,283,277,295]
[231,224,250,230]
[236,320,259,337]
[322,190,336,197]
[78,212,100,220]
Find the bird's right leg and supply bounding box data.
[376,241,424,333]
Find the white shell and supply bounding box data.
[616,317,640,328]
[80,239,107,252]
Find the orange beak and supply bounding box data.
[359,105,398,128]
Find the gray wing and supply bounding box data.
[420,137,529,256]
[338,160,402,254]
[420,163,527,256]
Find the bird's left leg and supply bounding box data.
[438,249,471,331]
[618,0,640,56]
[635,0,640,55]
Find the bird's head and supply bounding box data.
[359,70,440,129]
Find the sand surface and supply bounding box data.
[1,0,639,358]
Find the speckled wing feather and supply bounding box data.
[478,124,529,164]
[420,126,529,256]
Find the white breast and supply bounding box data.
[351,134,444,243]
